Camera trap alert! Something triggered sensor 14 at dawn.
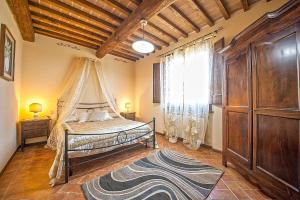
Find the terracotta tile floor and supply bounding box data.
[0,135,272,200]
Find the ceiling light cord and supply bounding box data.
[132,20,154,54]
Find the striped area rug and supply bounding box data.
[81,149,223,200]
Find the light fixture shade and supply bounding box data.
[29,103,42,113]
[132,40,154,54]
[125,102,131,109]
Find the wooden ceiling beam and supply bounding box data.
[189,0,214,26]
[158,13,188,38]
[113,50,140,60]
[32,22,100,46]
[240,0,249,11]
[128,0,142,6]
[29,3,110,38]
[31,13,106,42]
[136,29,169,46]
[170,4,200,32]
[30,0,116,33]
[115,47,144,58]
[35,28,98,49]
[96,0,175,58]
[32,19,103,45]
[110,51,137,61]
[215,0,230,19]
[148,22,178,43]
[64,0,123,24]
[6,0,34,41]
[101,0,131,16]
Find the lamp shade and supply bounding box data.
[125,102,131,112]
[132,40,154,54]
[29,103,42,113]
[125,102,131,109]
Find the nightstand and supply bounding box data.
[120,112,136,121]
[20,117,51,151]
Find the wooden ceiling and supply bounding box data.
[7,0,266,61]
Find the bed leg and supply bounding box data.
[65,130,69,183]
[69,159,73,176]
[153,118,156,149]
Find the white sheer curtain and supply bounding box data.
[160,40,213,149]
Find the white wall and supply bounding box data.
[21,34,135,119]
[0,1,23,172]
[134,0,288,151]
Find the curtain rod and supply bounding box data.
[158,27,223,57]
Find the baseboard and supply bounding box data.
[157,133,222,153]
[201,144,222,153]
[0,146,19,177]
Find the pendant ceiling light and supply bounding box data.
[132,20,154,54]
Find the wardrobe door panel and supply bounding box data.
[226,53,249,107]
[255,114,299,189]
[252,23,300,193]
[223,48,252,169]
[254,29,298,109]
[226,111,251,166]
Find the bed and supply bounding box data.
[58,102,156,183]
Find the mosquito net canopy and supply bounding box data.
[47,57,121,185]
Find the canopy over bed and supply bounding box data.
[47,57,122,185]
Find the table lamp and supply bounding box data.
[29,103,42,119]
[125,102,131,113]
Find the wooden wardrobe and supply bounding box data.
[221,1,300,199]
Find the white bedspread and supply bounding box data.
[64,118,152,158]
[49,117,153,186]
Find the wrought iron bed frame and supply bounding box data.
[60,101,156,183]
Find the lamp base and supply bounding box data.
[33,113,39,120]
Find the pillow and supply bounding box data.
[78,111,90,123]
[65,112,78,122]
[89,110,113,122]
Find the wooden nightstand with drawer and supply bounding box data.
[120,112,136,121]
[20,117,51,151]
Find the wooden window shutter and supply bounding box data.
[153,63,160,103]
[211,38,224,106]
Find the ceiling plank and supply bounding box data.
[6,0,34,41]
[240,0,249,11]
[215,0,230,19]
[189,0,214,26]
[148,22,178,43]
[65,0,123,24]
[101,0,131,16]
[110,51,137,61]
[115,47,144,58]
[158,13,188,38]
[96,0,175,58]
[30,0,116,32]
[35,28,98,49]
[31,13,106,42]
[32,19,103,44]
[137,29,169,46]
[32,22,100,45]
[170,4,200,32]
[29,3,110,38]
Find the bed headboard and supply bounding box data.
[57,100,117,119]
